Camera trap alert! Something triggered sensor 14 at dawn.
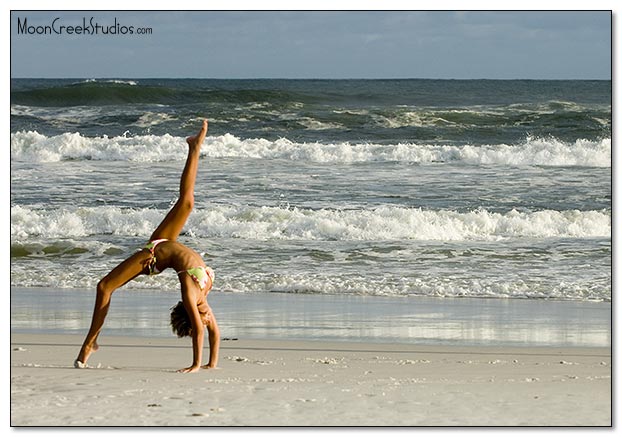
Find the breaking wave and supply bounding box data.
[10,130,611,167]
[11,204,611,242]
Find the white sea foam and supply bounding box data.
[11,204,611,242]
[211,274,610,301]
[133,112,177,128]
[10,205,161,239]
[10,131,611,167]
[11,105,103,126]
[78,79,138,86]
[9,256,610,302]
[205,134,611,167]
[371,111,452,128]
[10,131,185,162]
[297,117,344,130]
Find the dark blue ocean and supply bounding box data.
[10,79,611,302]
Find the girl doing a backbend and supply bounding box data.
[75,119,219,373]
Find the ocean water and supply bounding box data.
[10,79,611,302]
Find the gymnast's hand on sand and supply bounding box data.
[177,365,201,373]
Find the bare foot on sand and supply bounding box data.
[75,341,99,368]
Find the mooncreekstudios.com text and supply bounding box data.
[16,16,153,36]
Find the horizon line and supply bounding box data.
[10,76,612,81]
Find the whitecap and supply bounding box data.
[11,204,611,242]
[10,130,611,168]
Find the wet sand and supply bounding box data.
[10,288,612,426]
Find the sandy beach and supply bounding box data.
[10,288,613,427]
[10,332,611,427]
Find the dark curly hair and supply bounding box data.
[170,301,192,338]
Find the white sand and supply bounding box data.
[10,333,611,426]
